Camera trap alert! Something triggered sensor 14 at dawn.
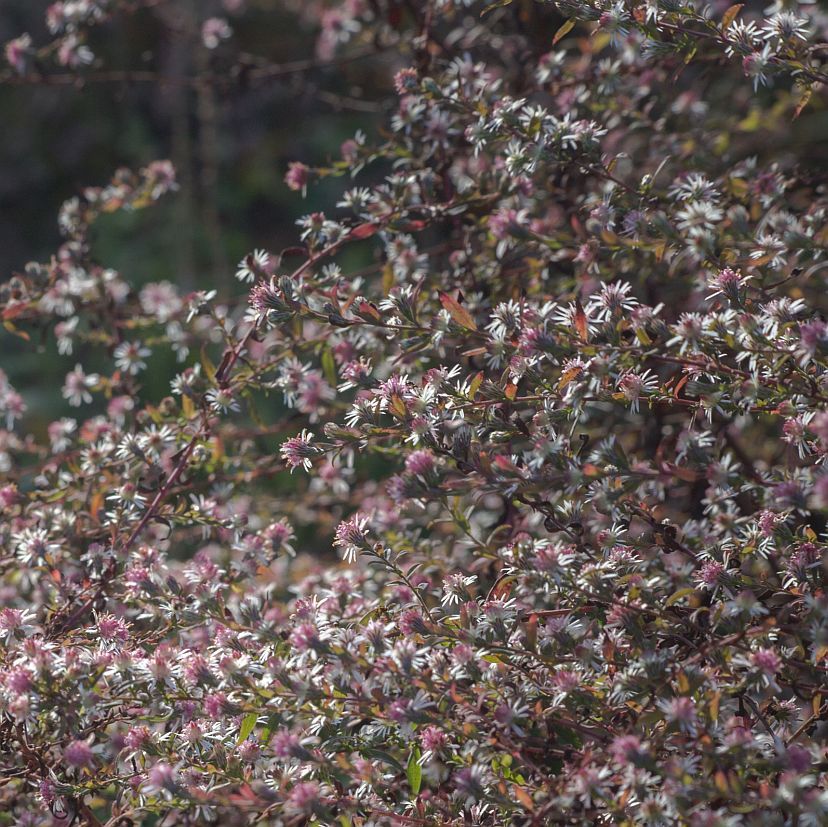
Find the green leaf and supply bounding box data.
[407,747,423,795]
[237,712,257,745]
[321,347,337,389]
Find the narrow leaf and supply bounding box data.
[558,365,582,391]
[721,4,743,31]
[513,785,534,811]
[793,85,813,120]
[469,371,484,399]
[181,394,195,420]
[321,348,337,388]
[553,19,575,45]
[481,0,514,17]
[3,321,29,340]
[673,374,690,399]
[357,300,382,322]
[439,291,477,330]
[237,713,257,745]
[574,298,589,341]
[487,574,515,601]
[389,394,408,419]
[201,346,217,382]
[350,222,379,240]
[407,748,423,795]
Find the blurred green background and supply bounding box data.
[0,1,392,286]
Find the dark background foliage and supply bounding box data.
[0,1,393,421]
[2,0,827,418]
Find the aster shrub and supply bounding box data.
[3,1,828,825]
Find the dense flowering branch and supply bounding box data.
[1,1,828,825]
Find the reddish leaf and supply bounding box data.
[721,4,743,31]
[357,300,382,322]
[524,613,538,651]
[388,394,407,419]
[558,364,582,391]
[574,298,589,341]
[492,455,522,475]
[89,490,104,523]
[513,785,534,811]
[439,291,477,330]
[602,634,616,663]
[350,222,379,239]
[2,302,30,321]
[663,462,700,482]
[487,574,515,601]
[673,374,690,399]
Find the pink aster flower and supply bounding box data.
[393,67,419,95]
[5,34,32,75]
[286,780,321,814]
[290,622,322,652]
[95,613,130,645]
[706,267,749,302]
[758,510,780,537]
[695,560,725,588]
[147,762,178,793]
[616,369,657,413]
[419,725,447,755]
[280,429,320,473]
[659,696,698,734]
[751,647,781,675]
[333,512,372,562]
[405,449,436,477]
[202,17,232,49]
[271,729,302,759]
[124,726,152,752]
[610,734,647,766]
[284,162,310,193]
[63,739,95,770]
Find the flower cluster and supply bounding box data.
[2,1,828,825]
